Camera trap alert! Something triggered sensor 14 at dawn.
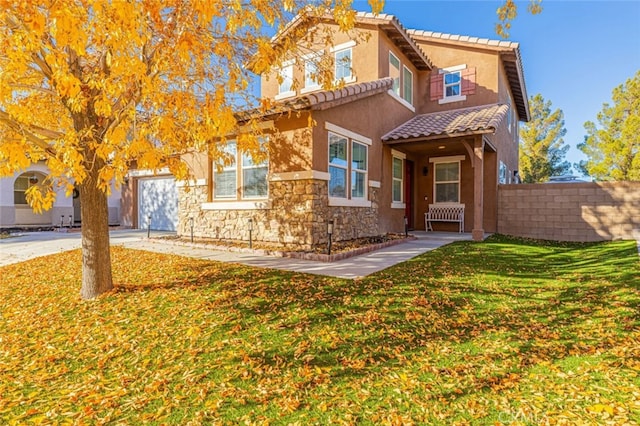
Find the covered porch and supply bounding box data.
[382,103,508,241]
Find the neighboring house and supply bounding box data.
[0,162,121,228]
[178,12,530,248]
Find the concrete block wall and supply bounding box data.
[498,182,640,242]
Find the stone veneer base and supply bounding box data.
[149,235,416,264]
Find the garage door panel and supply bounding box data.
[138,178,178,231]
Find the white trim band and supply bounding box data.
[202,201,271,210]
[269,170,330,181]
[325,122,372,145]
[328,197,372,208]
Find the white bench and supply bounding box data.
[425,203,465,233]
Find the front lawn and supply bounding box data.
[1,235,638,425]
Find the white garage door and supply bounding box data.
[138,177,178,231]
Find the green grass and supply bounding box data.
[1,235,638,425]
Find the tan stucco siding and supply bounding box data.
[310,91,416,179]
[260,23,380,100]
[414,41,501,114]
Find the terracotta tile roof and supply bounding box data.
[382,103,509,142]
[237,78,394,121]
[407,29,520,49]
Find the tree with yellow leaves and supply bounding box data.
[0,0,384,299]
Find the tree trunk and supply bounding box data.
[79,172,114,299]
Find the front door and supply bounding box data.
[404,160,414,229]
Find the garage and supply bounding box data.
[137,177,178,231]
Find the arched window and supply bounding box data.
[14,172,45,205]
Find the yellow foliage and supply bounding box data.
[0,0,386,215]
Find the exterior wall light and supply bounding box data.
[327,219,334,256]
[404,215,408,237]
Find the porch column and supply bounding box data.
[472,137,485,241]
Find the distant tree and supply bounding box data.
[0,1,382,299]
[577,72,640,181]
[519,94,571,183]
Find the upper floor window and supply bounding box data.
[430,64,476,105]
[328,131,368,200]
[331,40,356,84]
[389,52,400,95]
[303,52,322,92]
[214,140,269,200]
[402,66,413,105]
[445,71,461,97]
[276,61,294,100]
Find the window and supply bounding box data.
[328,131,368,200]
[444,71,461,98]
[277,62,294,99]
[351,142,367,199]
[214,140,269,200]
[331,40,356,83]
[335,49,351,81]
[242,151,268,198]
[14,173,42,205]
[214,141,238,199]
[303,53,322,91]
[430,64,476,104]
[506,98,512,133]
[434,161,460,203]
[402,66,413,105]
[499,161,508,184]
[389,52,400,95]
[329,134,348,198]
[392,156,403,203]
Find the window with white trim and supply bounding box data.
[304,53,322,90]
[389,52,400,96]
[402,66,413,105]
[214,140,269,200]
[392,156,403,203]
[434,161,460,203]
[506,98,512,133]
[14,172,44,205]
[331,41,355,83]
[430,64,476,104]
[277,62,294,98]
[328,132,368,199]
[444,70,461,98]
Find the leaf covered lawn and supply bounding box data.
[1,235,639,425]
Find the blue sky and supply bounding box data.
[351,0,640,173]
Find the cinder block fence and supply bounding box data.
[498,182,640,242]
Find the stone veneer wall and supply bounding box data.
[178,180,380,249]
[498,182,640,242]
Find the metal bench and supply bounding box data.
[425,203,465,233]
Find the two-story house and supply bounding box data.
[175,12,530,248]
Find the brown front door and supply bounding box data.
[404,160,414,229]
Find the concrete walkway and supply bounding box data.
[0,229,471,279]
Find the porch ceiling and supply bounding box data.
[388,135,495,157]
[382,103,509,144]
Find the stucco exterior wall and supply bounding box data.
[261,23,380,100]
[413,40,501,114]
[498,182,640,241]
